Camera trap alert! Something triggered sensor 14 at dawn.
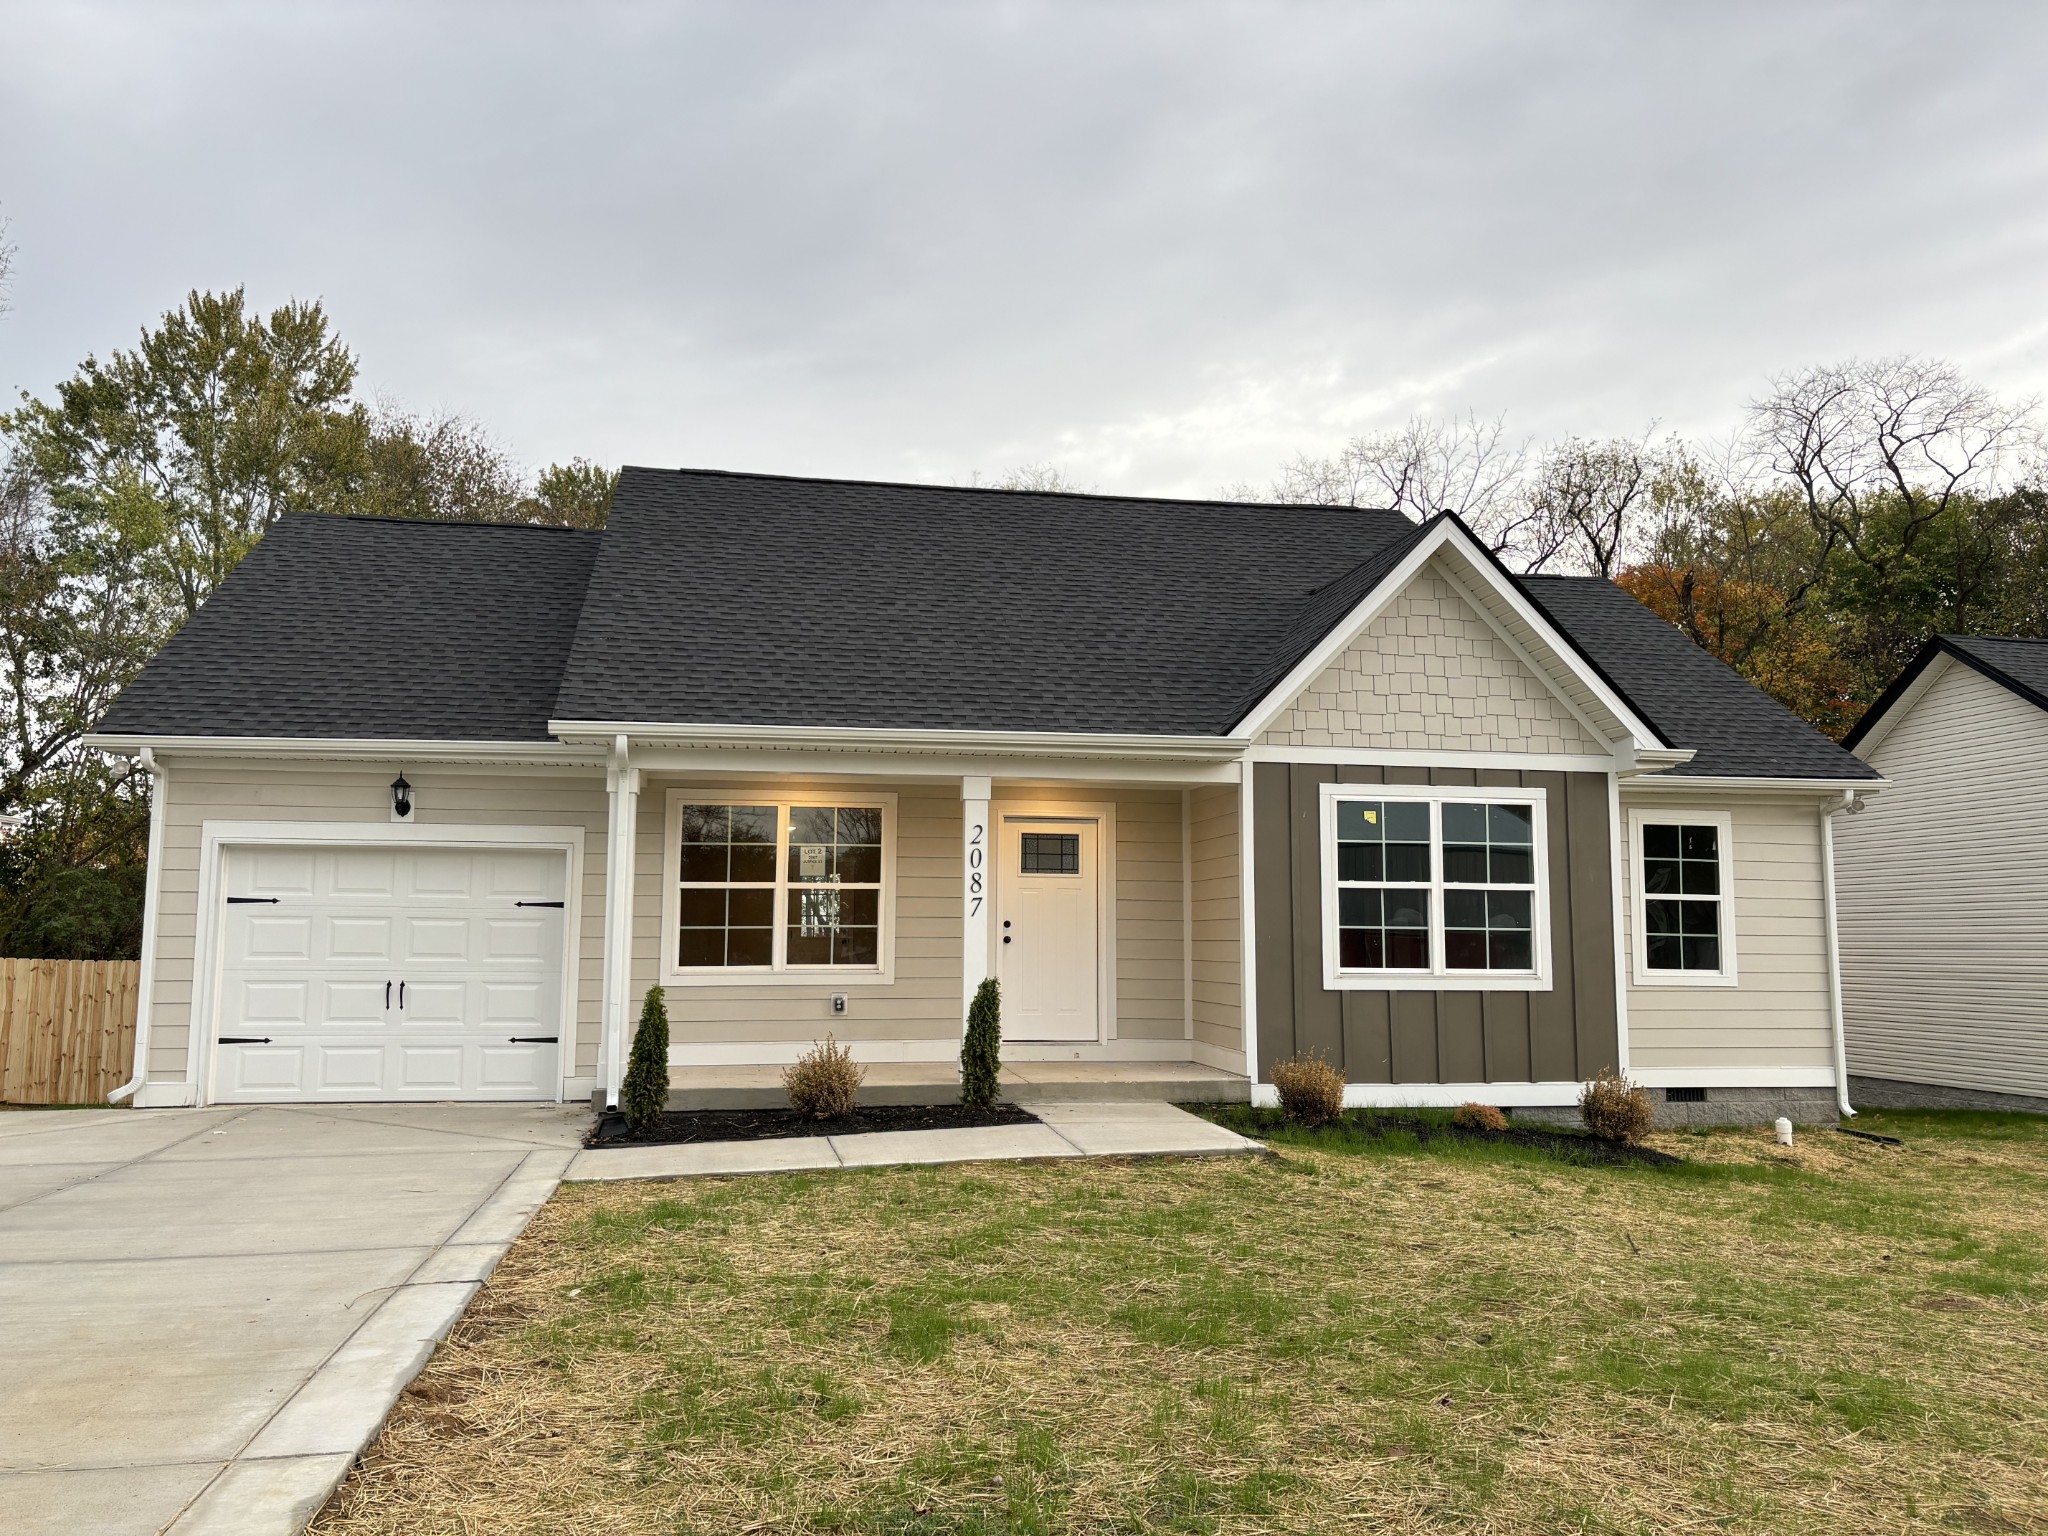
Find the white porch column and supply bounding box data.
[961,775,992,1028]
[600,737,642,1108]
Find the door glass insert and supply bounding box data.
[1020,833,1081,874]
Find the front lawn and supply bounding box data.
[315,1109,2048,1534]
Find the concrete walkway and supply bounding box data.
[568,1099,1264,1182]
[0,1103,584,1536]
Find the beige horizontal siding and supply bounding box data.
[1837,663,2048,1097]
[147,762,609,1085]
[1620,794,1835,1074]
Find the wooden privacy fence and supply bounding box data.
[0,959,139,1106]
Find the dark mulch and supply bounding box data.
[586,1102,1038,1148]
[1199,1105,1684,1167]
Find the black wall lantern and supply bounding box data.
[391,773,413,820]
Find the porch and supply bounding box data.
[661,1058,1252,1110]
[592,754,1251,1107]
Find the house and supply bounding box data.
[1835,635,2048,1112]
[86,468,1882,1124]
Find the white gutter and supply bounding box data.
[84,734,603,766]
[1818,788,1862,1119]
[549,720,1245,763]
[109,748,170,1103]
[1626,774,1889,795]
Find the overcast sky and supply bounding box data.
[3,1,2046,497]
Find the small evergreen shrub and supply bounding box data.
[1580,1068,1654,1145]
[784,1034,865,1119]
[961,977,1002,1110]
[1271,1054,1345,1127]
[620,985,670,1133]
[1452,1101,1508,1133]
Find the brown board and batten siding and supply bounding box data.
[1252,761,1618,1084]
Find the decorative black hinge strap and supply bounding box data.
[226,897,281,905]
[508,1036,559,1044]
[218,1036,273,1044]
[514,900,566,908]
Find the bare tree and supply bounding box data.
[1522,432,1673,577]
[1270,413,1564,563]
[972,463,1088,493]
[1746,355,2042,576]
[0,210,14,317]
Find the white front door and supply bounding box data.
[996,818,1101,1042]
[213,844,568,1102]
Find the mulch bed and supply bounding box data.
[586,1102,1038,1148]
[1207,1106,1683,1167]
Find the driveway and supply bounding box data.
[0,1102,586,1536]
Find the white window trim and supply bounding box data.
[661,787,898,987]
[1317,782,1553,993]
[1628,807,1738,987]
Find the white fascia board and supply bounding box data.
[1622,774,1888,797]
[1249,743,1622,773]
[1844,652,1953,762]
[630,747,1241,785]
[1227,519,1667,751]
[548,720,1244,763]
[84,734,603,767]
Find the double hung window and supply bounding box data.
[1629,810,1736,984]
[670,793,891,977]
[1321,785,1549,989]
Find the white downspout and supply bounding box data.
[109,748,170,1103]
[1819,789,1860,1119]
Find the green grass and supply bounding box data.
[319,1111,2048,1536]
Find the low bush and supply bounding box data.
[620,985,670,1134]
[784,1034,865,1119]
[1580,1069,1654,1145]
[1272,1054,1345,1127]
[1452,1101,1508,1133]
[961,977,1002,1110]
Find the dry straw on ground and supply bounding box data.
[314,1114,2048,1535]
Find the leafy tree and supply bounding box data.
[2,288,370,620]
[525,457,616,528]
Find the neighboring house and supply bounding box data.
[87,468,1881,1124]
[1836,636,2048,1112]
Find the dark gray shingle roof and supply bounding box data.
[551,468,1420,734]
[1521,575,1878,779]
[1844,634,2048,751]
[96,467,1878,780]
[96,514,600,741]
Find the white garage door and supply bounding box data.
[213,843,568,1103]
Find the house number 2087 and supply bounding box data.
[967,822,985,916]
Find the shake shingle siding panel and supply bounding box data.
[97,515,601,741]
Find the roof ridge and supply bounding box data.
[622,463,1397,516]
[285,511,602,536]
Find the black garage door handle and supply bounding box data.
[508,1036,558,1044]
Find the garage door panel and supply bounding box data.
[214,843,567,1104]
[243,851,316,898]
[402,917,472,962]
[322,979,390,1026]
[237,914,314,963]
[229,1045,305,1094]
[328,916,394,960]
[330,850,398,898]
[484,916,549,961]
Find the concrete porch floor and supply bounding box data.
[662,1060,1251,1110]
